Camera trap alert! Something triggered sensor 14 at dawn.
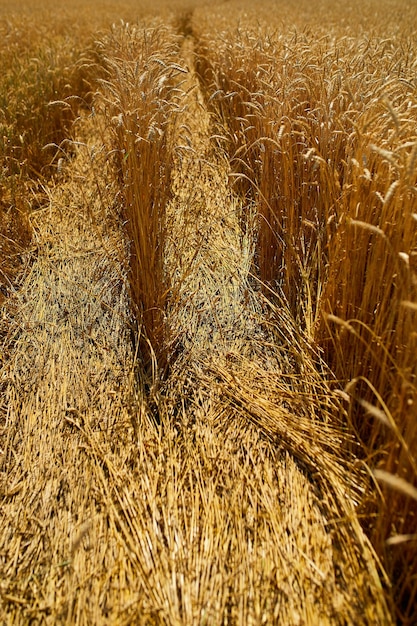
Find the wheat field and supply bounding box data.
[1,0,416,624]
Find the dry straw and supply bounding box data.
[193,0,417,621]
[1,0,416,624]
[96,20,185,375]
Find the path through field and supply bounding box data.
[0,35,392,624]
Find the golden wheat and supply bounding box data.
[1,0,416,623]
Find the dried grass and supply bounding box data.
[96,19,184,375]
[192,0,417,621]
[1,0,412,623]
